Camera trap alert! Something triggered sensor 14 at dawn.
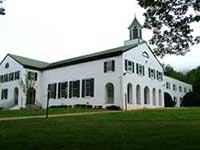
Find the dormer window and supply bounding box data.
[5,63,9,69]
[142,51,149,58]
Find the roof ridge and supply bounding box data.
[8,53,49,64]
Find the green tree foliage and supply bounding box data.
[182,91,200,106]
[164,65,187,82]
[137,0,200,57]
[164,64,200,93]
[186,66,200,92]
[164,92,176,107]
[0,0,5,15]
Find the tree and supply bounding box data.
[185,66,200,93]
[137,0,200,57]
[163,64,186,82]
[0,0,5,15]
[182,91,200,106]
[164,92,176,107]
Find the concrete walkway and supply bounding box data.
[0,111,121,122]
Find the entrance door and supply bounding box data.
[26,88,36,105]
[14,87,19,105]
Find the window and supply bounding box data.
[1,89,8,100]
[0,75,3,83]
[179,86,182,92]
[58,82,68,99]
[133,28,138,39]
[14,71,20,80]
[142,51,149,58]
[5,63,9,69]
[48,83,57,99]
[166,82,171,89]
[157,71,163,81]
[28,71,38,81]
[82,78,94,97]
[136,63,145,76]
[173,84,177,91]
[9,73,14,81]
[148,68,155,79]
[104,60,115,73]
[184,87,187,93]
[125,59,134,73]
[69,80,80,98]
[4,74,8,82]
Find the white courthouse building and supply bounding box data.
[0,17,192,110]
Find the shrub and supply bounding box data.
[86,105,93,109]
[182,92,200,107]
[106,105,120,110]
[164,93,176,107]
[94,106,102,109]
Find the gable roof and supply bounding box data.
[1,41,148,71]
[46,43,142,70]
[8,54,49,70]
[128,17,143,29]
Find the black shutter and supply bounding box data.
[161,73,163,81]
[91,78,94,97]
[69,81,72,98]
[143,66,145,76]
[112,60,115,72]
[136,63,139,74]
[77,80,80,98]
[58,83,61,99]
[35,73,38,81]
[157,71,159,80]
[54,83,57,99]
[125,60,128,71]
[132,62,134,73]
[148,68,151,78]
[82,80,85,97]
[104,62,107,73]
[65,82,68,98]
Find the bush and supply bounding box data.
[164,93,176,107]
[94,106,102,109]
[50,105,68,109]
[182,92,200,107]
[106,105,121,110]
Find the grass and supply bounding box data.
[0,108,200,150]
[0,108,104,118]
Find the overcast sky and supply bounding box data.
[0,0,199,71]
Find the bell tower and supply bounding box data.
[125,16,143,46]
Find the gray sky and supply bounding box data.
[0,0,199,71]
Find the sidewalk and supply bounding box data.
[0,111,121,122]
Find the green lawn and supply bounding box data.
[0,108,200,150]
[0,108,104,118]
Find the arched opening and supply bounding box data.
[164,92,175,107]
[159,89,162,106]
[105,83,114,104]
[144,86,150,104]
[152,88,156,106]
[136,85,141,104]
[127,83,133,104]
[26,88,36,105]
[14,87,19,105]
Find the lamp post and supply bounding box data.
[46,88,51,119]
[122,72,127,111]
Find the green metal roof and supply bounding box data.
[128,17,143,29]
[9,54,49,70]
[46,43,143,70]
[4,41,146,70]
